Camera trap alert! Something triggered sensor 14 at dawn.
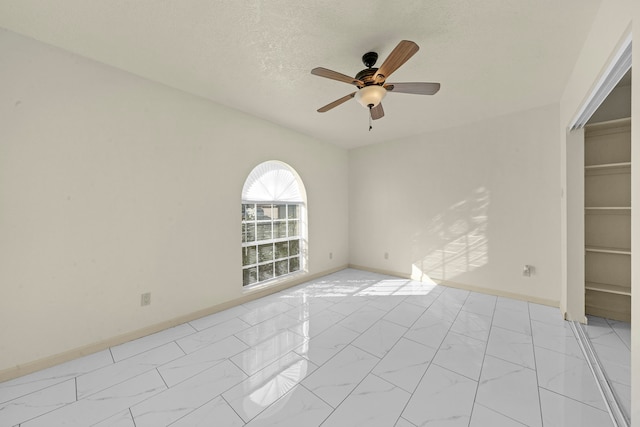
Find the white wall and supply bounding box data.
[0,30,349,374]
[349,105,562,304]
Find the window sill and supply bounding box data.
[242,270,307,294]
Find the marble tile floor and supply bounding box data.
[583,315,632,422]
[0,269,617,427]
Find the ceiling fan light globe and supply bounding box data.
[355,85,387,109]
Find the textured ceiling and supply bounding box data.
[0,0,603,148]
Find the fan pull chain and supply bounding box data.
[368,106,373,131]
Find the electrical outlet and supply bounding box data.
[141,292,151,306]
[523,265,533,277]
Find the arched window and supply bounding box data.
[241,161,307,287]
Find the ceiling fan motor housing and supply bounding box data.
[355,68,381,85]
[362,51,378,68]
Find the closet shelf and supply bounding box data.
[585,246,631,255]
[585,206,631,211]
[585,162,631,170]
[585,282,631,296]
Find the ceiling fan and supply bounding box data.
[311,40,441,124]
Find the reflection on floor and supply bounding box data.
[584,315,632,421]
[0,269,616,427]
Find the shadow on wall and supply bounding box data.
[411,187,490,283]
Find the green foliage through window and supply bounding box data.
[242,203,302,286]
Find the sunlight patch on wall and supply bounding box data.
[412,187,490,282]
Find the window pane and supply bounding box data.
[242,246,257,266]
[273,205,286,220]
[243,267,257,286]
[289,239,300,256]
[259,263,274,281]
[290,257,300,272]
[258,243,274,262]
[242,223,256,243]
[242,204,256,221]
[257,223,272,241]
[288,220,299,237]
[275,241,288,259]
[257,204,273,220]
[288,205,299,219]
[275,259,289,277]
[274,221,287,239]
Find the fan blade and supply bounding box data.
[311,67,364,87]
[374,40,419,81]
[370,103,384,120]
[317,92,356,112]
[385,82,440,95]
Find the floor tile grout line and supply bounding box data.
[481,352,535,372]
[369,370,420,395]
[174,339,188,355]
[111,333,195,364]
[467,290,497,425]
[339,372,412,426]
[349,327,408,361]
[525,301,546,427]
[534,341,590,360]
[473,402,528,427]
[429,361,481,384]
[219,392,247,424]
[300,382,335,427]
[11,379,80,426]
[382,299,431,329]
[312,358,388,425]
[139,338,246,390]
[175,319,253,354]
[74,344,185,401]
[156,367,170,389]
[1,374,79,425]
[78,368,170,426]
[129,407,138,427]
[605,319,632,352]
[537,384,618,413]
[232,324,305,349]
[488,322,533,338]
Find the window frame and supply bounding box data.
[241,161,307,289]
